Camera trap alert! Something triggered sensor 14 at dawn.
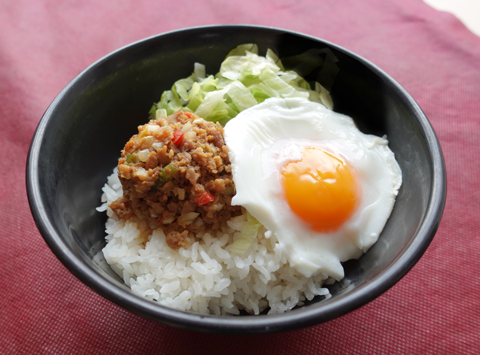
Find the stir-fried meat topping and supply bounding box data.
[109,110,241,249]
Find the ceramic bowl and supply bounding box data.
[27,25,446,334]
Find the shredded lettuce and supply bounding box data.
[226,43,259,57]
[149,43,335,122]
[229,212,262,257]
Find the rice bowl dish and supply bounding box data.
[27,25,446,332]
[96,44,402,315]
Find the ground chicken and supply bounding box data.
[109,110,242,249]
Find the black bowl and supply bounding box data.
[26,25,446,334]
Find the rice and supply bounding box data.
[98,168,331,315]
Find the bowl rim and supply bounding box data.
[26,24,447,334]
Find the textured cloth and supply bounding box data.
[1,0,479,353]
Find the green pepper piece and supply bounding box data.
[151,163,179,191]
[126,153,136,163]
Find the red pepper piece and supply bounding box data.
[184,112,192,118]
[195,191,215,206]
[172,129,184,146]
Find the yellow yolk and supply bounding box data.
[281,147,360,232]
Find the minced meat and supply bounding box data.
[109,110,242,249]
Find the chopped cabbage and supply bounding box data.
[149,44,335,123]
[229,212,262,257]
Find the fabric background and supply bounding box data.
[1,0,479,353]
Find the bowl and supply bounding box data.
[26,25,446,334]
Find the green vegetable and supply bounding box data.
[229,212,262,257]
[159,163,178,182]
[149,44,335,124]
[126,153,137,164]
[225,43,259,57]
[152,163,179,191]
[155,108,168,120]
[159,89,182,116]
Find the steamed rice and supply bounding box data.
[98,168,332,315]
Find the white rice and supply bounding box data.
[98,168,331,315]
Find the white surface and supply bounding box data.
[423,0,480,36]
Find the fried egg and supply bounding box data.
[224,97,402,279]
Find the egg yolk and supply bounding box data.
[281,147,360,232]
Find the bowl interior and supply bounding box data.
[27,26,445,333]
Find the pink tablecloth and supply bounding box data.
[1,0,479,353]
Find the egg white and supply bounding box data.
[224,97,402,279]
